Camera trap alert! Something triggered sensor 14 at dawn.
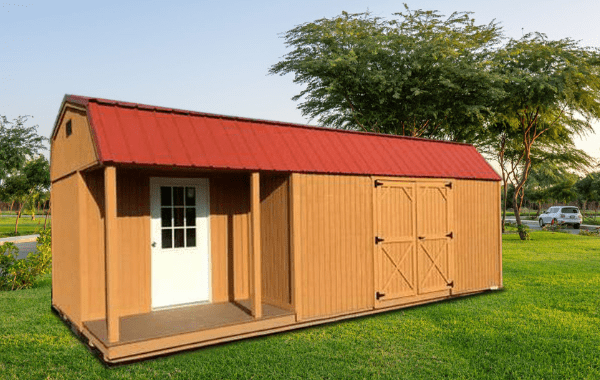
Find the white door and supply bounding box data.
[150,178,211,309]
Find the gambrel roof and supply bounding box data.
[53,95,501,181]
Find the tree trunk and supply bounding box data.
[43,201,50,230]
[501,181,508,233]
[14,203,23,235]
[513,192,525,238]
[513,154,532,241]
[498,136,508,234]
[9,200,14,213]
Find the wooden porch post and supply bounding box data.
[250,172,262,319]
[104,166,119,342]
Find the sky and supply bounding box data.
[1,0,600,163]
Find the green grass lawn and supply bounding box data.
[505,210,537,218]
[1,232,599,379]
[0,210,48,216]
[0,216,49,238]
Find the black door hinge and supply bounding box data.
[374,180,384,187]
[376,291,386,300]
[445,182,453,189]
[447,280,454,288]
[375,236,385,244]
[446,232,453,239]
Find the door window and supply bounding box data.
[160,186,197,249]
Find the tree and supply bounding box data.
[272,8,600,240]
[269,7,503,141]
[1,173,29,235]
[594,175,600,220]
[0,115,46,182]
[547,176,579,205]
[576,172,600,218]
[38,191,51,230]
[525,159,578,214]
[492,33,600,240]
[479,124,593,231]
[0,157,50,235]
[478,122,523,231]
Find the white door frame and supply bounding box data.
[150,177,211,309]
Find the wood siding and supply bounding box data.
[291,174,374,320]
[260,175,292,310]
[80,170,106,322]
[115,169,152,316]
[209,175,250,303]
[452,179,502,293]
[292,175,501,320]
[51,173,83,327]
[50,106,98,181]
[76,168,152,322]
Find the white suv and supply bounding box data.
[539,206,583,229]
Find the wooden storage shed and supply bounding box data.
[50,95,502,363]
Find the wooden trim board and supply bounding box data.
[104,166,119,342]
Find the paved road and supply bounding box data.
[14,241,37,260]
[505,218,597,235]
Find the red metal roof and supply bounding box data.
[56,95,500,181]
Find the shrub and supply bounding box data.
[542,223,568,233]
[0,227,52,291]
[503,222,519,234]
[33,227,52,276]
[579,228,600,237]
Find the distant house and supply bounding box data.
[50,95,502,363]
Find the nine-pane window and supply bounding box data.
[160,186,196,249]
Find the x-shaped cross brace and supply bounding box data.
[380,243,414,293]
[420,242,450,285]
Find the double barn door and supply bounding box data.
[374,179,454,308]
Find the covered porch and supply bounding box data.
[85,168,295,362]
[82,299,295,362]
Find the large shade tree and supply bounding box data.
[272,7,600,241]
[493,33,600,239]
[270,7,503,141]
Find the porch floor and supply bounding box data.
[84,300,294,346]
